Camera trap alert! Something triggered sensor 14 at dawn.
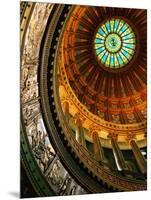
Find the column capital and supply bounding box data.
[74,112,86,126]
[92,131,99,136]
[89,124,100,134]
[62,100,69,108]
[126,132,136,143]
[107,132,118,141]
[91,131,100,140]
[61,99,71,107]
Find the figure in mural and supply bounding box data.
[59,175,72,195]
[70,185,77,195]
[47,159,63,187]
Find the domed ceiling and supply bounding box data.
[58,6,147,149]
[60,6,146,121]
[21,2,147,197]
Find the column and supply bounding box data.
[63,101,70,123]
[75,118,86,147]
[80,127,86,147]
[92,131,106,162]
[126,132,147,174]
[130,140,147,174]
[75,122,81,143]
[108,132,127,171]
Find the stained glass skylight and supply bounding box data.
[94,18,136,69]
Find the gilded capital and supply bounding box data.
[74,113,85,126]
[107,132,118,141]
[126,132,136,143]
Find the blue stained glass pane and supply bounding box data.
[102,52,108,63]
[110,55,114,66]
[106,54,111,66]
[95,38,104,44]
[122,46,134,55]
[122,33,134,40]
[105,21,111,33]
[116,54,123,65]
[121,28,131,37]
[119,52,128,63]
[98,28,106,36]
[96,47,105,55]
[117,20,124,33]
[101,24,108,34]
[123,43,135,49]
[96,33,104,40]
[114,54,119,67]
[98,49,106,59]
[114,19,120,32]
[121,49,130,58]
[119,24,128,35]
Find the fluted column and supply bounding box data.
[127,132,147,174]
[108,132,127,171]
[92,131,106,162]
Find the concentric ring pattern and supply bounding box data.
[94,18,136,69]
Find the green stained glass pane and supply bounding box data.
[123,43,135,49]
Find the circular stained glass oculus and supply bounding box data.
[94,18,136,69]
